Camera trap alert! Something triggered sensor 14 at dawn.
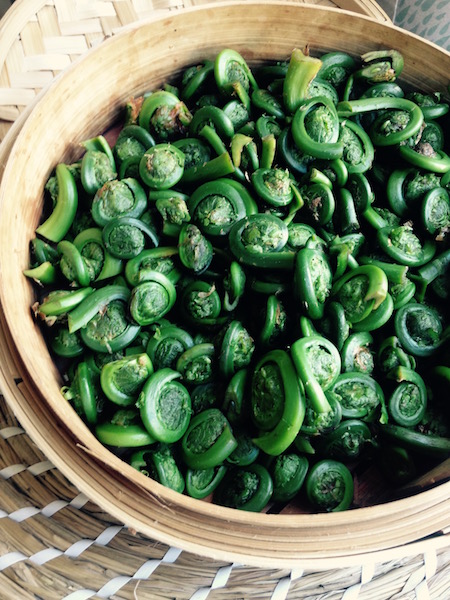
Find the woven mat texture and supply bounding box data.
[0,0,449,598]
[0,0,383,142]
[2,395,450,599]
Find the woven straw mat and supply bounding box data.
[0,0,389,142]
[1,0,449,599]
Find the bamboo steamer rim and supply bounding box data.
[0,1,450,571]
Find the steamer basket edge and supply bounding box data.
[0,2,449,568]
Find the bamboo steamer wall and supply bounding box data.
[0,1,449,569]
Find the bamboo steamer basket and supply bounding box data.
[0,0,449,573]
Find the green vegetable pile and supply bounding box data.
[25,47,450,513]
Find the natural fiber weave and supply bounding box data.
[1,396,450,599]
[0,0,449,598]
[0,0,389,142]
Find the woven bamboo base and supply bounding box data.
[0,0,389,143]
[1,394,450,599]
[0,0,449,597]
